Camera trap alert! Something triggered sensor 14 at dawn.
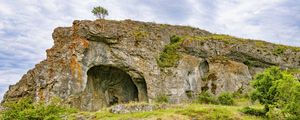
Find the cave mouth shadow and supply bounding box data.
[86,65,148,110]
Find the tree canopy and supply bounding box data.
[92,6,108,19]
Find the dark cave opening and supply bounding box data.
[86,65,147,110]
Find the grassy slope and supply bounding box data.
[68,98,265,120]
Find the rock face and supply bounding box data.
[3,19,300,111]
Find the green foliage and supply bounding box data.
[92,6,109,19]
[266,107,285,120]
[157,35,183,67]
[286,68,300,75]
[170,35,182,44]
[195,91,218,104]
[217,92,234,105]
[196,91,236,105]
[1,97,77,120]
[273,46,285,56]
[250,67,284,106]
[241,107,266,116]
[243,59,269,67]
[154,94,169,103]
[133,31,148,46]
[250,66,300,119]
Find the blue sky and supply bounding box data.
[0,0,300,100]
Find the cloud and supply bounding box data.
[0,0,300,100]
[0,1,13,15]
[183,0,300,46]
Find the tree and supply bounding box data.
[250,66,300,119]
[91,6,108,19]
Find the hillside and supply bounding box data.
[1,19,300,119]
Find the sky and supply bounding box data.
[0,0,300,100]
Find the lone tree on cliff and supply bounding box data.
[92,6,109,19]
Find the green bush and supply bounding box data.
[217,92,234,105]
[1,97,77,120]
[154,94,169,103]
[195,91,218,104]
[241,107,266,116]
[250,66,300,119]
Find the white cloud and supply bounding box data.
[0,1,13,15]
[0,0,300,100]
[184,0,300,46]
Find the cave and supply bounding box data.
[85,65,147,110]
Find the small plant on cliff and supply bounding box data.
[1,97,77,120]
[157,35,183,67]
[248,66,300,119]
[92,6,109,19]
[273,46,285,56]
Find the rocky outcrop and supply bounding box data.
[2,19,300,111]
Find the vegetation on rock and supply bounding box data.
[157,35,184,67]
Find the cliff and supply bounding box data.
[3,19,300,111]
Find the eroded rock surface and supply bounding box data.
[3,19,300,111]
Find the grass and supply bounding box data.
[0,97,77,120]
[286,68,300,75]
[185,34,300,53]
[1,97,265,120]
[157,34,300,68]
[66,98,265,120]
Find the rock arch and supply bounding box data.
[84,65,147,111]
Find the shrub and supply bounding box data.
[217,92,234,105]
[154,94,169,103]
[195,91,218,104]
[241,107,266,116]
[1,97,77,120]
[250,66,300,118]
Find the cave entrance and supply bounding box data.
[86,65,147,110]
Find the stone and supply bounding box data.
[109,103,168,114]
[2,19,300,111]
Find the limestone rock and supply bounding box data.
[2,19,300,111]
[109,103,163,114]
